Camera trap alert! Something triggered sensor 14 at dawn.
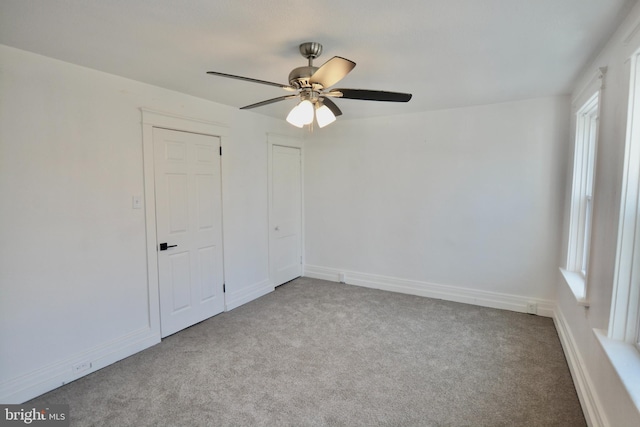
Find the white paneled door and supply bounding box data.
[270,144,302,286]
[153,128,224,338]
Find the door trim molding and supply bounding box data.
[141,109,230,336]
[267,133,304,287]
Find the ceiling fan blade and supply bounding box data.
[309,56,356,88]
[320,97,343,117]
[240,95,298,110]
[207,71,296,91]
[331,89,412,102]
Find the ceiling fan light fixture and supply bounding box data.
[286,99,314,127]
[315,103,336,128]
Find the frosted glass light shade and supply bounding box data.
[315,104,336,128]
[286,100,314,127]
[285,104,304,128]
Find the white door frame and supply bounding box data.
[141,108,230,337]
[267,132,304,286]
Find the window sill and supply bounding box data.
[594,329,640,412]
[560,268,590,307]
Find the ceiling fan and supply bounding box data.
[207,42,412,128]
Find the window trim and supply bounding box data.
[567,93,599,278]
[561,72,604,306]
[609,46,640,349]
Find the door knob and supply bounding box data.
[159,243,178,251]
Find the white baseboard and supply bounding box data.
[554,307,607,427]
[225,278,274,311]
[304,265,555,317]
[0,327,160,404]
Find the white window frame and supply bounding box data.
[569,93,599,277]
[561,82,602,306]
[595,46,640,413]
[610,47,640,350]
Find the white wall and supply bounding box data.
[555,1,640,425]
[304,96,569,315]
[0,44,300,402]
[4,13,636,420]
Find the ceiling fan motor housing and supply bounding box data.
[288,66,319,89]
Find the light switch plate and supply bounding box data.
[132,195,142,209]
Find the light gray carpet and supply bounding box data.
[29,277,585,426]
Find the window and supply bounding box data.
[570,93,599,277]
[595,47,640,412]
[561,90,600,305]
[610,47,640,350]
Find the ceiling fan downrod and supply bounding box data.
[288,42,325,89]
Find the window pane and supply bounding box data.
[581,196,592,277]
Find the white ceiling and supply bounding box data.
[0,0,634,121]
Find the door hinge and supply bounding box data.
[223,283,225,293]
[219,146,222,156]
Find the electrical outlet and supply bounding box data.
[72,361,91,374]
[526,302,538,315]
